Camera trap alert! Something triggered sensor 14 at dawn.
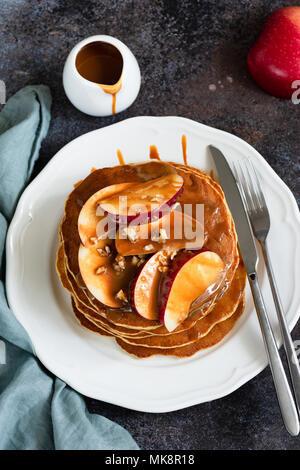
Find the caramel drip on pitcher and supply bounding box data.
[98,81,122,115]
[182,135,187,165]
[149,145,160,160]
[117,149,125,165]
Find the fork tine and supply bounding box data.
[244,159,262,212]
[249,160,266,209]
[235,161,254,214]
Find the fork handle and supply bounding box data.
[261,240,300,414]
[249,273,299,436]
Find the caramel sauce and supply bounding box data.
[75,41,123,115]
[182,134,187,165]
[149,145,160,160]
[117,149,125,165]
[73,179,83,189]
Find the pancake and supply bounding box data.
[62,229,239,337]
[114,297,245,358]
[72,295,245,357]
[57,160,246,358]
[60,162,239,331]
[57,237,246,350]
[111,261,246,348]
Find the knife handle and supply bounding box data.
[249,273,299,436]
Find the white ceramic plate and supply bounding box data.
[6,117,300,412]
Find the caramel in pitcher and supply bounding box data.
[76,41,123,114]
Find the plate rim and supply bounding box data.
[6,116,300,412]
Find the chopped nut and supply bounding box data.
[104,245,111,255]
[150,228,169,243]
[115,254,126,270]
[113,253,126,271]
[159,228,168,240]
[158,266,168,273]
[151,231,160,242]
[144,244,154,251]
[131,256,139,266]
[158,252,169,266]
[115,289,128,303]
[123,226,138,242]
[97,248,108,257]
[89,237,98,244]
[95,266,106,275]
[113,263,122,271]
[135,255,146,267]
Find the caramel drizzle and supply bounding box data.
[118,136,188,166]
[112,94,116,115]
[117,149,125,165]
[98,79,122,115]
[182,134,187,165]
[73,179,83,189]
[149,145,160,161]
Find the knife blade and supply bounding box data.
[208,145,258,275]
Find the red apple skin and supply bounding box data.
[247,7,300,98]
[100,176,184,225]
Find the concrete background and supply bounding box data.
[0,0,299,449]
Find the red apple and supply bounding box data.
[78,182,136,247]
[99,173,184,225]
[159,250,225,332]
[78,245,136,308]
[247,6,300,98]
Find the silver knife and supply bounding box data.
[209,144,299,436]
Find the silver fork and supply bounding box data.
[235,159,300,414]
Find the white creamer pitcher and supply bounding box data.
[63,35,141,117]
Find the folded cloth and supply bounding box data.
[0,86,139,450]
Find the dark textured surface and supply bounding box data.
[1,0,299,450]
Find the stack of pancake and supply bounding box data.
[57,161,246,358]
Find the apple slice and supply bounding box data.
[98,173,184,224]
[78,244,136,308]
[159,250,225,332]
[78,182,136,247]
[130,252,163,320]
[116,210,205,256]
